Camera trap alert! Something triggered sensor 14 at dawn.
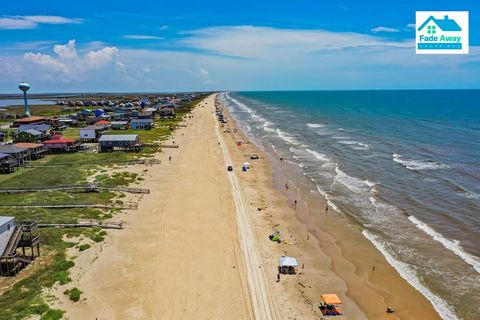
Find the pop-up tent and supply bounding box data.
[278,256,298,274]
[320,294,343,316]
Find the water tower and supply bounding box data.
[18,82,31,117]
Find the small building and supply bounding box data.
[160,108,176,119]
[130,118,153,130]
[0,145,28,166]
[79,125,105,142]
[99,134,143,152]
[42,138,81,153]
[13,143,47,160]
[15,129,44,143]
[110,121,129,130]
[12,116,46,128]
[95,120,110,127]
[0,217,15,256]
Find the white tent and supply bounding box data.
[243,162,251,168]
[279,256,298,267]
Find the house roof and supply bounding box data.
[14,143,44,149]
[43,138,75,144]
[81,125,105,130]
[95,120,110,125]
[14,116,46,124]
[131,118,153,123]
[23,129,43,136]
[111,121,128,125]
[418,15,462,32]
[0,216,14,226]
[99,134,138,142]
[0,153,9,160]
[18,124,51,133]
[0,145,27,153]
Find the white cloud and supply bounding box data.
[180,26,409,60]
[406,23,416,29]
[54,40,78,59]
[0,15,83,30]
[371,26,400,33]
[23,40,119,81]
[84,47,119,68]
[123,35,163,40]
[159,25,169,30]
[24,52,70,73]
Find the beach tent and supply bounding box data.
[279,256,298,267]
[321,294,342,305]
[279,256,298,274]
[243,162,251,168]
[320,294,343,316]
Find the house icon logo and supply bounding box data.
[416,11,469,54]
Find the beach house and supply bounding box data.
[15,129,44,143]
[12,116,46,128]
[13,143,47,160]
[42,137,81,153]
[0,145,28,166]
[130,118,153,130]
[0,217,15,257]
[79,125,105,142]
[99,134,143,152]
[160,107,176,119]
[110,121,129,130]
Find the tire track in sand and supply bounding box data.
[212,96,280,320]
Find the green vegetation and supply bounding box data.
[78,243,91,251]
[0,96,203,319]
[64,287,82,302]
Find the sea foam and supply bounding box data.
[409,216,480,274]
[393,154,450,171]
[362,230,459,320]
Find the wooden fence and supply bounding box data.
[0,203,138,210]
[0,185,150,194]
[38,220,124,229]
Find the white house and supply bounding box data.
[79,125,105,142]
[0,216,15,256]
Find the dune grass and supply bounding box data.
[0,96,203,319]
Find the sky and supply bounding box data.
[0,0,479,93]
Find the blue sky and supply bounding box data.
[0,0,479,93]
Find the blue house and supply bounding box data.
[417,15,462,32]
[130,119,153,130]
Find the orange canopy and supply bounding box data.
[321,294,342,305]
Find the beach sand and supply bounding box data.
[48,94,441,319]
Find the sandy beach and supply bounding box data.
[48,94,441,319]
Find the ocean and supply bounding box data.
[221,90,480,320]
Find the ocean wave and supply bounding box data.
[305,148,329,162]
[225,93,267,123]
[276,128,299,145]
[393,154,450,171]
[362,230,459,320]
[315,185,341,213]
[409,216,480,274]
[263,121,276,133]
[306,123,326,128]
[334,167,376,195]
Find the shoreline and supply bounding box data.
[219,94,442,319]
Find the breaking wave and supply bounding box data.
[393,154,450,171]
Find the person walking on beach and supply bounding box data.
[169,156,172,161]
[294,200,297,209]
